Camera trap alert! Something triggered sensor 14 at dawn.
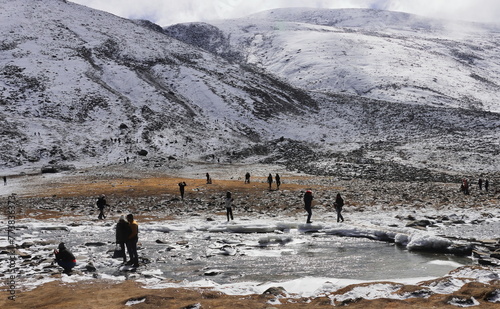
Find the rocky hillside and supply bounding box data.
[1,1,499,182]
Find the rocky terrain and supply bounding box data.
[1,163,500,308]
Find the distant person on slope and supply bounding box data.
[267,173,273,190]
[304,190,314,223]
[245,172,251,184]
[96,194,108,220]
[126,214,139,267]
[54,242,76,273]
[225,191,234,221]
[275,174,281,190]
[115,216,131,264]
[334,193,345,223]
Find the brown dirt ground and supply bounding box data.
[2,279,500,309]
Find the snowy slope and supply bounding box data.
[1,2,499,180]
[170,8,500,112]
[0,0,316,169]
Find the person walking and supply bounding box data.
[275,174,281,190]
[267,173,273,190]
[125,214,139,267]
[96,194,108,220]
[334,193,345,223]
[245,172,251,184]
[478,178,483,190]
[54,243,76,273]
[485,179,489,192]
[178,181,187,200]
[3,176,6,186]
[225,191,234,221]
[206,173,212,184]
[304,190,314,223]
[115,216,131,264]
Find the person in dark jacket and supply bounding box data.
[304,190,314,223]
[224,191,234,221]
[96,194,108,219]
[334,193,345,223]
[178,182,187,200]
[275,174,281,190]
[115,216,131,264]
[126,214,139,267]
[54,242,76,273]
[267,174,273,190]
[245,172,250,184]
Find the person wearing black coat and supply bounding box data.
[54,242,76,273]
[96,194,108,219]
[304,190,314,223]
[178,182,187,200]
[334,193,345,223]
[116,216,131,264]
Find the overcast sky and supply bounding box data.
[71,0,500,26]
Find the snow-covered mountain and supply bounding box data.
[167,8,500,112]
[1,1,499,181]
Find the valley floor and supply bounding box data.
[1,162,499,308]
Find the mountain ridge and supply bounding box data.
[167,7,500,113]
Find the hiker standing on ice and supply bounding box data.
[54,242,76,273]
[96,194,108,219]
[178,181,187,200]
[334,193,345,223]
[115,216,131,264]
[126,214,139,267]
[225,191,234,221]
[3,176,6,185]
[275,174,281,190]
[206,173,212,184]
[304,190,314,223]
[245,172,251,183]
[267,173,273,190]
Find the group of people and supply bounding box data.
[54,185,345,273]
[115,214,139,267]
[53,213,139,273]
[461,178,491,195]
[266,173,281,190]
[304,190,345,224]
[478,178,490,191]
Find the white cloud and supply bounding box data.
[70,0,500,26]
[375,0,500,23]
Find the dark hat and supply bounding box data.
[58,242,66,249]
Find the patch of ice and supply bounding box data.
[407,233,452,251]
[125,297,146,306]
[448,296,479,307]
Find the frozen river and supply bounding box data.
[9,216,473,291]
